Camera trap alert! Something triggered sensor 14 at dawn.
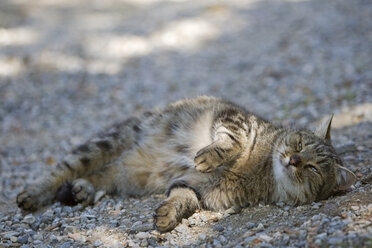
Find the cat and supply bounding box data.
[17,96,356,232]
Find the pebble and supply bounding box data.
[328,237,343,245]
[3,232,20,239]
[219,235,228,244]
[136,232,150,239]
[17,236,28,244]
[315,233,327,240]
[175,224,188,233]
[213,225,224,232]
[198,233,207,240]
[258,234,272,243]
[60,242,71,248]
[140,239,148,247]
[22,215,36,225]
[256,223,265,232]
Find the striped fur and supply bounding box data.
[16,96,356,232]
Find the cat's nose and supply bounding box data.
[288,155,301,167]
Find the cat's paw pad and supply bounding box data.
[71,179,95,206]
[194,146,222,173]
[154,202,179,232]
[17,187,46,211]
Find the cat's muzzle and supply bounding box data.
[288,154,301,167]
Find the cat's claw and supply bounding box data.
[154,202,179,232]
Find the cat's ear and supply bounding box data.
[314,114,333,143]
[334,165,356,191]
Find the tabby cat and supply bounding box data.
[17,96,356,232]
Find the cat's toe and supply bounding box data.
[154,202,179,232]
[71,179,95,206]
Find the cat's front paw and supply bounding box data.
[194,146,223,173]
[154,202,179,232]
[17,186,51,211]
[71,179,95,206]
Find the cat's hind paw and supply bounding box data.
[71,179,95,206]
[154,202,179,232]
[17,186,51,211]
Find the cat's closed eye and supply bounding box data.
[306,164,319,173]
[297,140,303,152]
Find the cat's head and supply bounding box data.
[272,115,356,205]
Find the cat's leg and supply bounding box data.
[55,164,123,206]
[194,108,248,172]
[154,187,200,232]
[17,117,143,211]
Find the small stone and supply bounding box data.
[311,203,322,209]
[351,206,359,211]
[213,239,222,248]
[213,225,224,232]
[63,206,73,213]
[109,220,119,227]
[23,214,36,225]
[299,230,307,239]
[140,239,148,247]
[219,235,228,244]
[61,242,71,248]
[33,233,43,240]
[256,223,264,232]
[3,232,20,239]
[198,233,207,240]
[341,213,348,219]
[147,237,158,247]
[314,239,322,246]
[188,219,196,226]
[55,207,62,214]
[328,237,343,245]
[33,240,43,245]
[136,232,149,239]
[258,234,272,243]
[200,215,208,222]
[43,209,54,218]
[311,214,321,221]
[175,224,188,233]
[94,240,103,247]
[64,225,78,234]
[132,221,143,227]
[17,236,29,244]
[81,214,96,219]
[121,218,131,226]
[246,222,256,229]
[131,223,153,232]
[10,236,18,242]
[315,233,327,240]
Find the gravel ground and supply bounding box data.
[0,0,372,247]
